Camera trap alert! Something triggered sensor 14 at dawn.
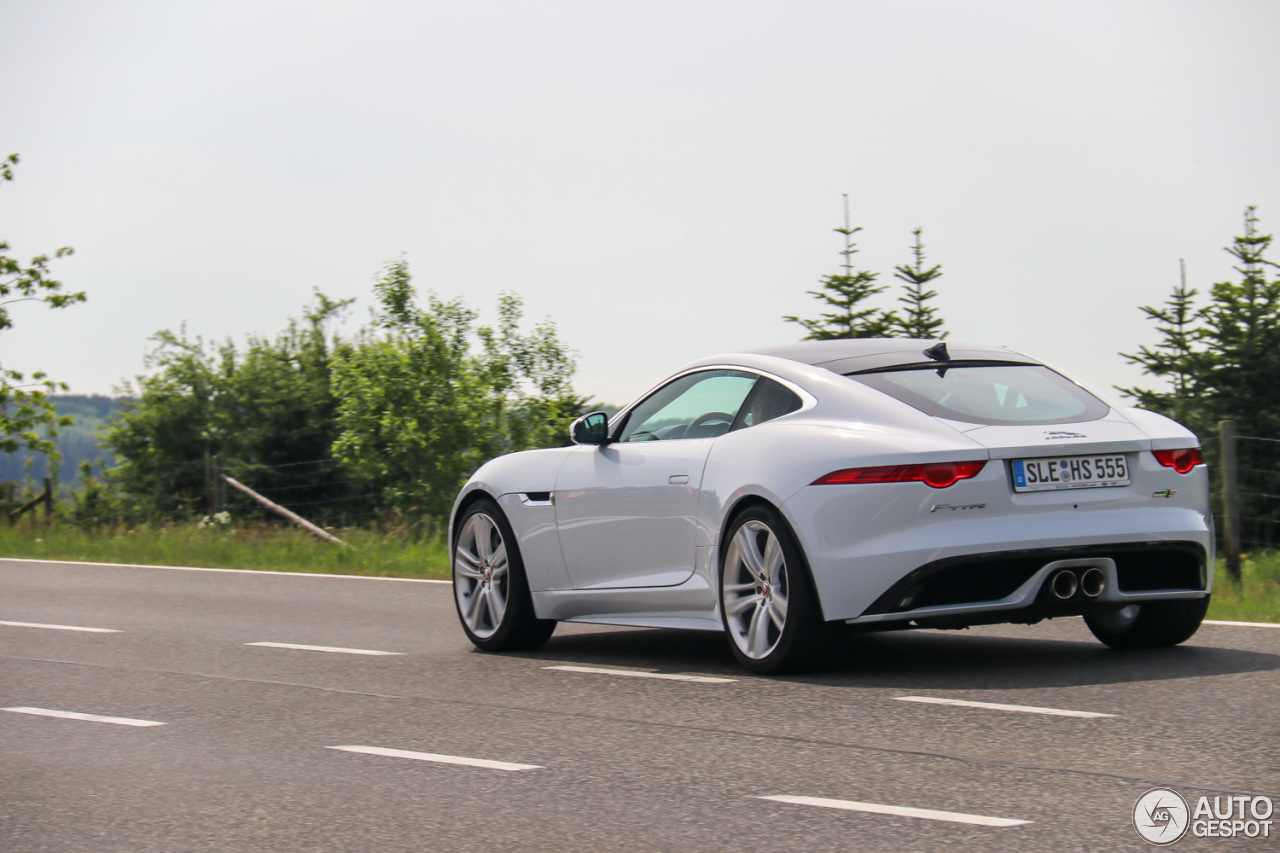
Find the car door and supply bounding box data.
[555,369,759,589]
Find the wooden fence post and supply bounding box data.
[1220,419,1242,582]
[214,454,226,515]
[8,481,51,525]
[203,439,213,516]
[222,475,344,546]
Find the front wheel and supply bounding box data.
[453,499,556,652]
[1083,595,1210,649]
[719,505,823,674]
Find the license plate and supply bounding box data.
[1011,454,1130,492]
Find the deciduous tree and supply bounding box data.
[0,154,85,459]
[331,259,582,518]
[104,292,355,518]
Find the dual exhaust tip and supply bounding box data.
[1049,567,1106,600]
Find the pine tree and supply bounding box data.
[892,227,946,339]
[1118,260,1202,426]
[1121,208,1280,559]
[1121,209,1280,436]
[1195,206,1280,439]
[784,196,895,339]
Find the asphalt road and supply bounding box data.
[2,558,1278,852]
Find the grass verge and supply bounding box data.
[0,520,450,579]
[1206,551,1280,623]
[2,521,1276,624]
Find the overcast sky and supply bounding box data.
[4,0,1278,407]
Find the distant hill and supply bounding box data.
[0,395,128,490]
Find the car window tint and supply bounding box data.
[850,364,1109,426]
[618,370,758,441]
[733,377,802,429]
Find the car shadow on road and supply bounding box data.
[530,624,1280,691]
[804,629,1280,690]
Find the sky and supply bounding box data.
[3,0,1279,408]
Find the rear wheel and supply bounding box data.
[1084,596,1210,649]
[453,499,556,652]
[719,505,823,674]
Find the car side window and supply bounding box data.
[617,370,758,442]
[732,377,802,430]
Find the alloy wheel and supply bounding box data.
[454,512,509,639]
[722,519,790,659]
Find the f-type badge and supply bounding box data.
[929,503,987,513]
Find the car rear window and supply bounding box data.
[848,363,1110,426]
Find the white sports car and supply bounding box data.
[450,340,1213,673]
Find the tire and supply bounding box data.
[452,498,556,652]
[1083,595,1210,650]
[719,505,823,674]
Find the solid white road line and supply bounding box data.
[543,664,736,683]
[0,557,450,583]
[326,745,540,771]
[0,619,121,633]
[1205,619,1280,628]
[3,707,165,727]
[894,696,1115,719]
[245,642,401,656]
[758,795,1031,827]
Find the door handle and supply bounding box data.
[669,475,689,485]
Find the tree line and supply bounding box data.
[2,154,586,527]
[786,199,1280,548]
[97,260,583,524]
[785,199,1280,455]
[3,153,1277,534]
[0,395,121,485]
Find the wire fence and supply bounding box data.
[214,457,390,528]
[1232,434,1280,552]
[8,423,1279,552]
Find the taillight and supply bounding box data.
[812,460,986,489]
[1152,448,1203,474]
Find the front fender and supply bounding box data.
[449,446,578,593]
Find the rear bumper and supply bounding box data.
[781,470,1214,623]
[847,541,1208,628]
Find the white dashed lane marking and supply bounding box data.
[245,642,401,656]
[758,795,1032,827]
[895,696,1115,718]
[544,665,736,683]
[326,745,541,771]
[3,707,166,727]
[0,620,121,633]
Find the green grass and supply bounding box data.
[0,519,451,579]
[1206,551,1280,623]
[2,520,1277,624]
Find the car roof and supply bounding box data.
[747,339,1040,375]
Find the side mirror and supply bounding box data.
[570,411,610,445]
